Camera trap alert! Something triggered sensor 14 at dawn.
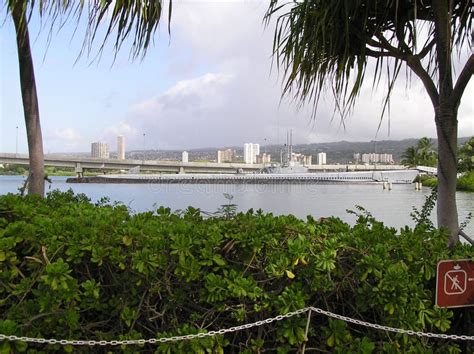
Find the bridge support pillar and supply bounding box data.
[75,163,83,178]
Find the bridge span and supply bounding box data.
[0,153,407,174]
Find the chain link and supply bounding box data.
[0,306,472,346]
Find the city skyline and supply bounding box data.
[1,2,472,154]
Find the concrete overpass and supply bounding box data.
[0,153,407,175]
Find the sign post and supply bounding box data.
[436,259,474,308]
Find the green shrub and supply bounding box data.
[416,174,438,187]
[457,171,474,192]
[0,164,27,176]
[417,172,474,191]
[0,191,472,353]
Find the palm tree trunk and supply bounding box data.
[12,5,44,197]
[435,107,459,247]
[432,0,459,246]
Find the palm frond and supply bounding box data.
[265,0,473,121]
[6,0,172,59]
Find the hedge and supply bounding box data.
[0,190,472,353]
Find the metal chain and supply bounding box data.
[0,306,472,346]
[307,307,474,341]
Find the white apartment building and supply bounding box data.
[379,153,394,164]
[117,135,125,160]
[91,142,109,159]
[361,153,393,164]
[317,152,327,165]
[243,143,260,164]
[362,153,377,163]
[182,151,189,163]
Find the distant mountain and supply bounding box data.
[124,137,470,164]
[273,137,471,164]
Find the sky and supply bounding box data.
[1,0,473,154]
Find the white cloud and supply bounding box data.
[44,127,84,152]
[88,1,474,151]
[124,72,235,149]
[104,121,138,138]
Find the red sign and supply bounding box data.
[436,259,474,308]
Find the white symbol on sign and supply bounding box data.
[444,265,467,295]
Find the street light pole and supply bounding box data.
[142,133,146,162]
[15,126,19,156]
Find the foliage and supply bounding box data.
[416,172,474,192]
[458,137,474,173]
[410,188,437,231]
[0,164,27,176]
[416,174,439,188]
[0,191,472,352]
[216,193,238,219]
[401,137,437,167]
[457,171,474,192]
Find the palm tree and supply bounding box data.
[401,138,437,168]
[401,146,419,168]
[9,1,44,195]
[265,0,473,246]
[6,0,170,196]
[416,137,437,167]
[458,137,474,173]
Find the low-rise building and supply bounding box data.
[256,153,271,164]
[217,149,234,163]
[361,153,393,164]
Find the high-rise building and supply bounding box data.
[91,142,109,159]
[217,149,234,163]
[182,151,189,163]
[317,152,327,165]
[117,135,125,160]
[244,143,260,164]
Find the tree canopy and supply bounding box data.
[265,0,472,117]
[5,0,171,196]
[265,0,473,245]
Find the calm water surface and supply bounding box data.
[1,175,473,235]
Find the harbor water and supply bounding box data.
[1,175,473,236]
